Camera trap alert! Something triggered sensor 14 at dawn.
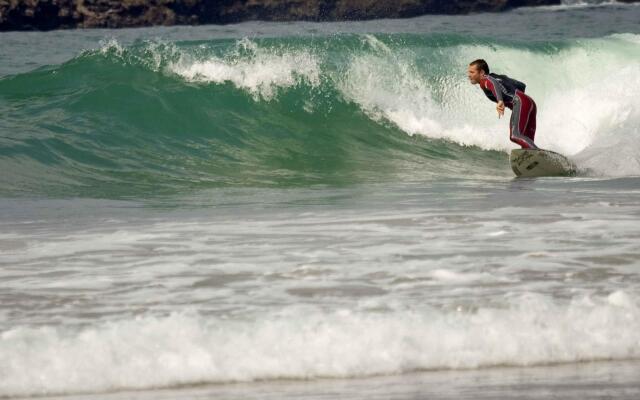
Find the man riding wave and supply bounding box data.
[467,59,538,149]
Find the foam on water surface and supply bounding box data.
[1,292,639,397]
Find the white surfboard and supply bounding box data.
[510,149,576,177]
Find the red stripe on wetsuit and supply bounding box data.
[480,76,538,149]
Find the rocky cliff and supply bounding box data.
[0,0,636,31]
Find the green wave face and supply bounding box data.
[1,33,639,198]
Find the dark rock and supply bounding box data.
[0,0,634,31]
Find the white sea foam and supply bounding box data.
[1,291,638,397]
[336,35,503,150]
[557,0,623,8]
[528,0,639,11]
[97,38,125,57]
[168,38,321,100]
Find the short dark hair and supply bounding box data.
[470,59,490,74]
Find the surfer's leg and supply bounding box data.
[509,91,538,149]
[525,100,537,142]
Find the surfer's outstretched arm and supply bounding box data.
[482,76,505,118]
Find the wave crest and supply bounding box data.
[1,291,639,397]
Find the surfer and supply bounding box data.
[467,59,538,149]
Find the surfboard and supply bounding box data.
[510,148,576,177]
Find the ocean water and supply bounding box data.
[1,2,640,399]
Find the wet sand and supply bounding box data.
[30,360,640,400]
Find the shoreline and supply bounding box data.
[17,360,640,400]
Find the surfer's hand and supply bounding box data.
[496,101,505,118]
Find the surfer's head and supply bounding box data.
[468,59,489,84]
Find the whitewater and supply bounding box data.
[1,2,640,399]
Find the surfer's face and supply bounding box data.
[467,65,484,84]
